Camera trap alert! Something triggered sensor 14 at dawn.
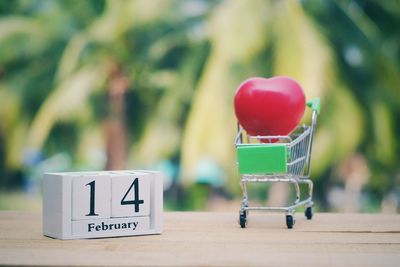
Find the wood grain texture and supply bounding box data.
[0,211,399,266]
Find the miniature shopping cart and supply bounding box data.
[236,98,320,229]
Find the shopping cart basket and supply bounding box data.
[236,98,320,229]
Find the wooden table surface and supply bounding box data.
[0,211,399,266]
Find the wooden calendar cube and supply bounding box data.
[110,172,150,218]
[43,170,163,239]
[72,174,111,220]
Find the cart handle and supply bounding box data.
[306,98,320,115]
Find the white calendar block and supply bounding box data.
[72,174,111,220]
[42,173,73,239]
[43,170,163,239]
[111,172,150,218]
[125,170,164,233]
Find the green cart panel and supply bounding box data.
[237,144,287,174]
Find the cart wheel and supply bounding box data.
[286,215,295,229]
[305,206,313,220]
[239,213,247,228]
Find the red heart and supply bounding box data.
[234,76,306,140]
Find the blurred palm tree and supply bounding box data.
[0,0,214,175]
[0,0,399,211]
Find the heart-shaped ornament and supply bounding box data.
[234,76,306,141]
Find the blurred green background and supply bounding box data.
[0,0,399,213]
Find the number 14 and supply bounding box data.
[86,178,144,217]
